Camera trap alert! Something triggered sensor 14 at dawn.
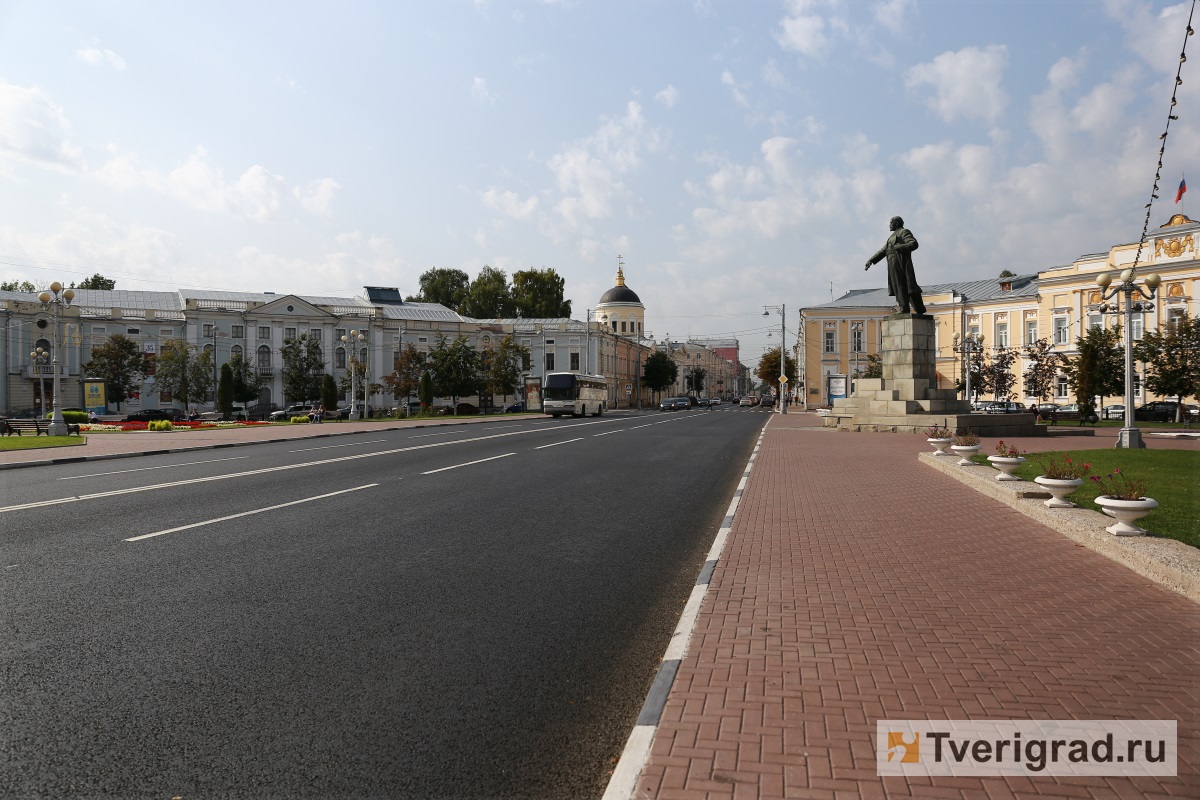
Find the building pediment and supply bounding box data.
[252,295,337,318]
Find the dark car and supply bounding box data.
[123,409,178,423]
[1134,401,1180,422]
[659,397,685,411]
[504,402,526,413]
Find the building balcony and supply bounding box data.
[24,365,68,379]
[256,366,274,377]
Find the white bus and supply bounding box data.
[542,372,608,418]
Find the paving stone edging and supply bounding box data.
[919,451,1200,604]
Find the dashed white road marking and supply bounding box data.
[421,453,515,474]
[289,439,387,452]
[534,438,584,449]
[57,456,248,480]
[124,484,378,542]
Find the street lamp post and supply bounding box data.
[952,332,984,407]
[1096,269,1162,449]
[763,304,787,414]
[30,346,49,419]
[341,329,365,420]
[38,282,75,436]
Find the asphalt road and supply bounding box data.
[1,406,769,799]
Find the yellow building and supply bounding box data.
[802,214,1199,409]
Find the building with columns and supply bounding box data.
[800,214,1200,409]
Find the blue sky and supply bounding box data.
[1,0,1196,363]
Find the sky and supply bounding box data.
[1,0,1198,366]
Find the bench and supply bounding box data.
[0,418,81,436]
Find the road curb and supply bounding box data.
[602,416,771,800]
[918,451,1200,603]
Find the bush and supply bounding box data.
[148,419,174,432]
[290,415,312,424]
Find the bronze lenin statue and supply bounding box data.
[865,216,926,315]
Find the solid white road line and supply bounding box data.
[534,438,584,449]
[421,453,515,474]
[123,484,379,542]
[57,456,248,480]
[288,439,388,452]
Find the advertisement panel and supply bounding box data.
[524,377,542,412]
[83,381,107,414]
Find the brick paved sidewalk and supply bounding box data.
[635,416,1198,799]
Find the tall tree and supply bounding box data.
[427,334,479,405]
[755,347,797,386]
[280,333,324,403]
[74,273,116,290]
[988,347,1018,400]
[217,363,235,418]
[406,267,470,310]
[512,268,572,318]
[478,335,529,406]
[383,343,427,407]
[1061,325,1123,419]
[462,266,515,319]
[0,279,36,292]
[1021,337,1059,402]
[685,367,707,394]
[227,349,263,409]
[154,339,195,409]
[321,374,339,414]
[419,369,434,409]
[863,354,883,379]
[1136,314,1200,421]
[641,350,678,398]
[84,334,145,410]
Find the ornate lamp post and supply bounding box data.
[38,282,75,436]
[952,332,984,407]
[30,346,49,419]
[340,328,365,420]
[763,304,787,413]
[1096,269,1161,448]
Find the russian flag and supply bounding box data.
[1176,177,1187,203]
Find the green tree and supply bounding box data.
[512,268,572,318]
[217,363,235,418]
[987,347,1018,400]
[406,267,470,310]
[1021,337,1059,402]
[280,333,324,403]
[462,266,515,319]
[321,373,339,414]
[685,367,707,394]
[1062,325,1123,419]
[84,334,145,410]
[154,339,194,409]
[478,335,529,406]
[337,353,367,403]
[863,354,883,379]
[641,350,678,398]
[427,334,479,406]
[755,347,797,386]
[419,369,434,409]
[1136,314,1200,421]
[189,349,216,408]
[384,343,427,407]
[227,349,263,409]
[73,273,116,290]
[0,279,36,292]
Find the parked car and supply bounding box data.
[1031,402,1061,415]
[739,396,756,407]
[504,401,526,413]
[1057,403,1080,414]
[984,401,1026,414]
[1102,404,1125,420]
[198,405,246,421]
[269,403,317,421]
[1135,401,1181,422]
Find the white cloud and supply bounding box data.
[761,60,788,89]
[472,76,497,104]
[872,0,914,33]
[294,177,342,216]
[655,84,679,108]
[482,188,539,219]
[0,82,86,172]
[163,149,285,221]
[905,45,1009,124]
[775,0,828,57]
[76,45,127,71]
[720,70,750,108]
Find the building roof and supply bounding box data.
[379,303,467,323]
[597,265,643,306]
[813,273,1039,309]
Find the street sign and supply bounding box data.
[779,376,788,383]
[625,383,632,392]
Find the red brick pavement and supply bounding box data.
[635,415,1199,799]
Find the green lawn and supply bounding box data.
[0,435,87,451]
[975,449,1199,548]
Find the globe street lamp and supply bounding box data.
[340,329,365,420]
[38,282,75,436]
[952,332,984,407]
[30,346,49,419]
[1096,269,1162,448]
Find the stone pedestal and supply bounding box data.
[826,314,1043,436]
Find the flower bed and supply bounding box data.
[82,420,270,432]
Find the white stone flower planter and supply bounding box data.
[1033,476,1083,508]
[1094,495,1159,536]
